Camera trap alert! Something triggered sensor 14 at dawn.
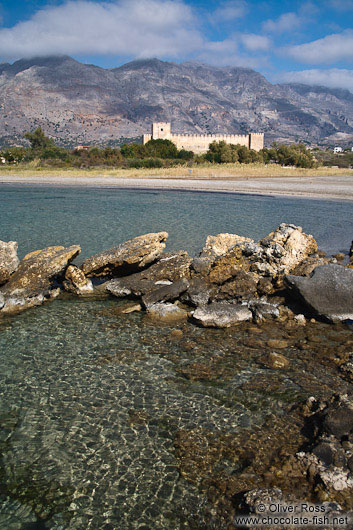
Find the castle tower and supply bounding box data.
[152,122,171,140]
[249,133,264,151]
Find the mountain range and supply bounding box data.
[0,55,352,148]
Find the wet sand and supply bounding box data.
[1,173,353,201]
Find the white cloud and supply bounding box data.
[277,68,353,93]
[262,12,302,34]
[240,33,271,52]
[325,0,353,11]
[0,0,203,60]
[285,30,353,64]
[213,1,248,22]
[196,39,263,68]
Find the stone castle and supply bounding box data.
[142,123,264,154]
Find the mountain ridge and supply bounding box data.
[0,56,352,147]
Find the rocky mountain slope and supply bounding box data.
[0,55,352,147]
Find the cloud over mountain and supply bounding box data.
[285,30,353,64]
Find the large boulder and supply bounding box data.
[193,302,252,327]
[105,251,191,297]
[0,240,19,285]
[286,264,353,322]
[200,233,252,259]
[0,245,80,314]
[81,232,168,277]
[199,224,318,297]
[257,223,318,275]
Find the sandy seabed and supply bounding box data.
[0,173,353,201]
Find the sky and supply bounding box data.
[0,0,352,91]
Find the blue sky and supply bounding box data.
[0,0,352,91]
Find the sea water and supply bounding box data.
[0,185,352,529]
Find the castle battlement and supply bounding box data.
[143,123,264,153]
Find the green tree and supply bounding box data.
[24,127,55,150]
[144,139,178,159]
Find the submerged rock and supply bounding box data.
[261,351,290,369]
[146,302,188,323]
[0,240,19,285]
[193,302,252,327]
[286,264,353,322]
[0,245,80,314]
[63,265,93,295]
[81,232,168,277]
[296,394,353,494]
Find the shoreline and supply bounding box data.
[1,173,353,201]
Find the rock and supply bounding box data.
[286,264,353,322]
[193,302,252,328]
[217,270,258,299]
[113,302,142,314]
[191,257,212,276]
[182,278,213,306]
[0,292,5,309]
[81,232,168,277]
[105,251,191,297]
[250,301,279,321]
[349,241,353,260]
[323,405,353,439]
[0,245,80,314]
[290,255,330,277]
[0,240,19,285]
[348,455,353,473]
[312,442,335,467]
[266,339,288,349]
[297,452,353,491]
[207,245,250,284]
[244,488,284,514]
[63,265,93,295]
[146,303,188,323]
[294,314,306,325]
[142,278,189,308]
[198,224,317,299]
[200,233,252,259]
[258,223,318,275]
[256,277,274,295]
[333,253,345,261]
[262,352,290,369]
[170,329,183,340]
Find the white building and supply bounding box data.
[334,147,343,153]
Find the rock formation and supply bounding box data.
[0,225,351,325]
[0,245,80,314]
[81,232,168,277]
[0,240,19,285]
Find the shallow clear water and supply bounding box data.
[1,184,352,259]
[1,185,353,528]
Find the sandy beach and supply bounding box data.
[1,172,353,201]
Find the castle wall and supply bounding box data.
[170,133,251,154]
[142,123,264,153]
